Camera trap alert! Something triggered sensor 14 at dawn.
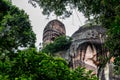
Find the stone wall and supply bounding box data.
[68,25,112,80]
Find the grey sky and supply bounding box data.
[12,0,87,48]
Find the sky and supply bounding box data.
[12,0,87,48]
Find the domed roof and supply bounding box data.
[43,19,65,32]
[43,19,66,45]
[72,25,106,37]
[69,25,107,58]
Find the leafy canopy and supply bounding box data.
[0,0,36,53]
[42,36,72,54]
[0,48,97,80]
[31,0,120,74]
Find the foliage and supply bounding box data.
[0,48,97,80]
[0,0,97,79]
[0,0,10,19]
[42,36,72,54]
[31,0,120,74]
[30,0,120,25]
[71,67,98,80]
[105,16,120,74]
[0,0,36,54]
[29,0,73,18]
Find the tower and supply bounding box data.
[43,19,66,46]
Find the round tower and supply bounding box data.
[43,19,66,45]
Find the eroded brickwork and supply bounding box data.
[43,19,66,46]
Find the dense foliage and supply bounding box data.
[42,36,72,54]
[31,0,120,74]
[0,0,36,54]
[0,48,97,80]
[0,1,98,79]
[106,17,120,74]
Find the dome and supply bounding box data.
[43,19,66,45]
[72,25,106,41]
[69,25,107,57]
[43,19,65,32]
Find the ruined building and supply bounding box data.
[69,25,107,71]
[43,19,113,80]
[68,25,110,80]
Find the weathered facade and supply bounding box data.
[68,25,110,80]
[69,25,106,69]
[42,20,115,80]
[43,19,66,46]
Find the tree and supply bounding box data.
[30,0,119,25]
[0,0,36,54]
[30,0,120,74]
[0,1,97,80]
[105,17,120,74]
[0,48,97,80]
[42,36,72,54]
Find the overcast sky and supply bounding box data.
[12,0,87,48]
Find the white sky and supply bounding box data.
[12,0,87,48]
